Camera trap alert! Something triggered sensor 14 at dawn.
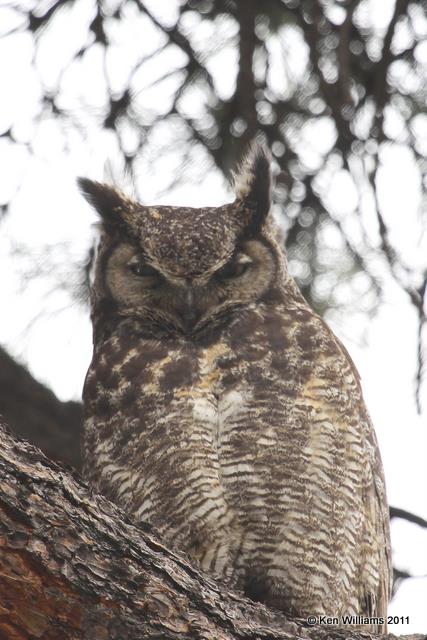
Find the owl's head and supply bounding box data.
[79,143,286,337]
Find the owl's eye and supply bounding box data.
[129,261,160,279]
[216,254,252,280]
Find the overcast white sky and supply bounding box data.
[0,0,426,633]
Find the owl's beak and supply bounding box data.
[179,286,200,333]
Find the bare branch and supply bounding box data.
[0,421,424,640]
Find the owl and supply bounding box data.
[79,143,391,632]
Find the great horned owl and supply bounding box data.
[79,143,391,631]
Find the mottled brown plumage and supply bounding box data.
[79,143,391,631]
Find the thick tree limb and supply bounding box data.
[0,346,82,469]
[0,422,423,640]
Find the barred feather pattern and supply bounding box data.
[81,143,391,633]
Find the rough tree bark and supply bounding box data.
[0,422,423,640]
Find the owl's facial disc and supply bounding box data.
[104,238,276,334]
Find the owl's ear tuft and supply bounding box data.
[78,178,133,225]
[233,141,272,230]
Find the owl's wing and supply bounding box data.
[334,330,392,627]
[364,419,392,625]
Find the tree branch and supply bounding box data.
[390,506,427,529]
[0,422,424,640]
[0,346,82,469]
